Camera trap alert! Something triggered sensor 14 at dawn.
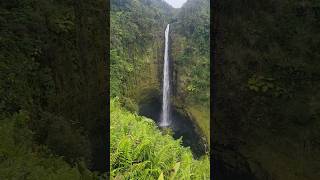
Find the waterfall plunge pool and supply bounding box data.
[138,96,259,180]
[138,96,207,158]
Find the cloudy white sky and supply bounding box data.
[164,0,188,8]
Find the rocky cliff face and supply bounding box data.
[110,0,210,148]
[169,0,210,143]
[110,0,175,108]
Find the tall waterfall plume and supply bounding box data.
[160,24,171,127]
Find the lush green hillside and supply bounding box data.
[110,98,209,179]
[110,0,210,146]
[0,0,107,177]
[171,0,210,142]
[110,0,174,103]
[110,0,210,143]
[110,1,210,178]
[214,0,320,179]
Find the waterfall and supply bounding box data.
[160,24,171,127]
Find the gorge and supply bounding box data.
[138,22,207,158]
[110,0,210,178]
[110,0,210,155]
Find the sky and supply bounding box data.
[164,0,188,8]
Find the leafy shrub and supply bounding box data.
[110,98,210,180]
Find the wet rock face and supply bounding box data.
[170,29,185,105]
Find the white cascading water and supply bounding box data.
[160,24,171,127]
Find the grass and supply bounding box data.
[110,98,210,180]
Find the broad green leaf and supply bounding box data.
[158,172,164,180]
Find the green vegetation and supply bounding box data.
[214,0,320,179]
[171,0,210,142]
[0,0,107,178]
[110,0,173,101]
[110,98,209,179]
[110,0,210,178]
[110,0,210,142]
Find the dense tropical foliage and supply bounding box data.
[1,0,211,178]
[110,0,210,179]
[110,98,209,179]
[0,0,107,178]
[214,0,320,179]
[110,0,173,100]
[171,0,210,142]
